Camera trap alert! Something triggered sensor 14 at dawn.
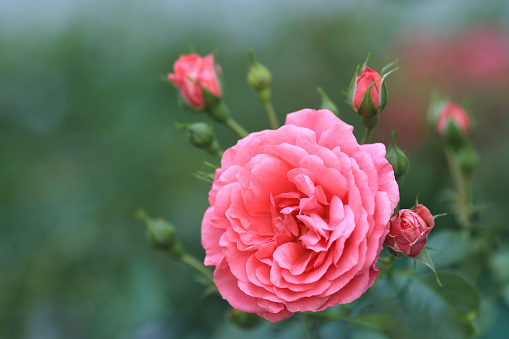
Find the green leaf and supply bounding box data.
[426,229,470,268]
[414,248,442,287]
[394,271,480,339]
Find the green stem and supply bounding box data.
[263,100,279,130]
[225,118,249,138]
[445,150,471,228]
[180,253,216,287]
[361,127,373,144]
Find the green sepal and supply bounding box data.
[443,119,466,152]
[209,101,230,122]
[433,213,447,220]
[317,87,339,116]
[414,248,442,287]
[201,85,222,113]
[377,66,398,112]
[346,64,360,106]
[193,171,215,184]
[380,58,399,76]
[360,52,371,74]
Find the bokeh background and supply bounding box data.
[1,0,509,338]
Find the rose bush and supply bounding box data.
[201,109,399,321]
[384,204,434,257]
[168,53,222,110]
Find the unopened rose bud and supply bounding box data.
[346,56,397,129]
[168,53,222,112]
[436,101,471,136]
[386,131,409,182]
[226,308,261,329]
[353,66,382,110]
[435,101,471,150]
[385,204,434,258]
[247,50,272,102]
[137,209,183,258]
[175,122,221,155]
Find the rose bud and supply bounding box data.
[137,209,183,258]
[353,66,382,110]
[385,131,409,183]
[385,204,435,258]
[346,56,397,130]
[175,122,221,155]
[436,100,471,143]
[168,53,222,111]
[247,50,272,102]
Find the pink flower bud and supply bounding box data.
[353,66,382,109]
[385,204,434,257]
[168,53,222,110]
[436,101,471,136]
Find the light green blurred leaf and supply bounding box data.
[426,229,470,268]
[395,271,480,339]
[349,313,412,339]
[490,249,509,283]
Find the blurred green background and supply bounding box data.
[1,0,509,338]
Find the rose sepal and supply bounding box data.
[317,87,339,116]
[414,248,442,287]
[345,52,370,107]
[377,64,398,112]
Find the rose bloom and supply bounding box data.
[168,53,222,110]
[436,101,471,136]
[353,67,382,109]
[384,204,434,258]
[202,109,399,321]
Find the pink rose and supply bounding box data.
[202,109,399,321]
[436,101,471,136]
[384,204,434,258]
[353,67,382,109]
[168,53,222,110]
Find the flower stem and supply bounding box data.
[225,118,249,138]
[263,100,279,130]
[180,253,216,287]
[361,127,373,144]
[445,150,471,228]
